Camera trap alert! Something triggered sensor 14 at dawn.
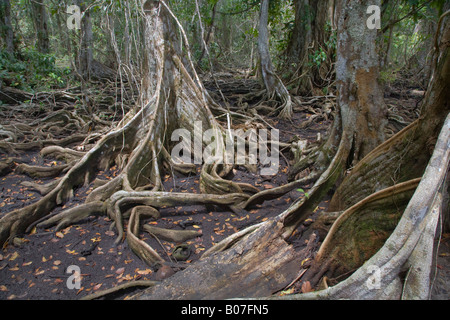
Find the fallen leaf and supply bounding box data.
[105,230,115,237]
[53,260,62,266]
[116,267,125,274]
[55,232,64,239]
[93,283,103,291]
[123,274,134,281]
[279,287,295,296]
[9,252,19,261]
[34,269,45,276]
[0,285,7,292]
[301,258,311,267]
[301,281,313,293]
[136,269,152,275]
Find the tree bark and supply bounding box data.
[257,0,293,119]
[0,0,15,55]
[30,0,50,54]
[289,0,387,189]
[286,0,332,95]
[75,0,93,80]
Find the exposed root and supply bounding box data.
[127,205,165,266]
[36,201,106,231]
[16,162,74,178]
[0,157,16,176]
[40,146,85,162]
[81,280,159,300]
[244,172,320,208]
[303,178,420,287]
[20,180,61,196]
[144,225,202,243]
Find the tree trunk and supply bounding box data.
[0,0,15,55]
[289,0,387,185]
[286,0,332,95]
[297,9,450,297]
[30,0,50,54]
[75,0,93,80]
[257,0,293,119]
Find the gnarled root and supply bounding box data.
[36,201,107,231]
[127,206,165,266]
[303,178,420,288]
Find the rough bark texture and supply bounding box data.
[0,0,14,55]
[286,0,332,94]
[258,0,293,119]
[330,12,450,211]
[75,0,93,80]
[31,1,50,54]
[132,217,302,299]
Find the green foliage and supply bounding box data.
[308,22,336,68]
[267,1,296,67]
[0,48,70,91]
[380,0,442,70]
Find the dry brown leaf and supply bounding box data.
[115,267,125,274]
[9,252,19,261]
[301,281,313,293]
[93,283,103,291]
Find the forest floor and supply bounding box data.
[0,73,448,300]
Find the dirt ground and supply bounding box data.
[0,80,448,300]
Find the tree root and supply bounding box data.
[16,162,74,179]
[36,201,106,231]
[303,178,421,287]
[0,133,88,154]
[144,225,202,243]
[20,180,60,196]
[244,172,320,208]
[40,146,85,162]
[81,280,159,300]
[0,157,16,176]
[127,205,165,266]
